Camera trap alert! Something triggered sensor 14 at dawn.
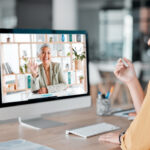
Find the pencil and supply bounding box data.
[121,58,128,67]
[110,86,114,94]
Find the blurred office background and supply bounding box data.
[0,0,150,106]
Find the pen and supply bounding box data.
[106,92,110,99]
[121,58,128,67]
[106,86,114,99]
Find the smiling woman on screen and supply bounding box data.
[29,44,67,94]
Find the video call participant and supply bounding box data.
[29,44,67,94]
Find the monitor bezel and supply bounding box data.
[0,29,90,108]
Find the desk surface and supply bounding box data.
[0,106,131,150]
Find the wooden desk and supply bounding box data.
[0,106,131,150]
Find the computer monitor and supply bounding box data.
[0,29,91,126]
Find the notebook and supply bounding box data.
[0,139,54,150]
[113,108,135,120]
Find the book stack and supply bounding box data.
[2,62,13,74]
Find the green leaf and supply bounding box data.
[67,52,70,56]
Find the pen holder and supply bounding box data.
[96,98,111,116]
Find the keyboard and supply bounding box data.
[66,122,120,138]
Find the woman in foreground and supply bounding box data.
[99,40,150,150]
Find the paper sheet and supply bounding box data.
[0,139,54,150]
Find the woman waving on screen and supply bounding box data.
[29,44,67,94]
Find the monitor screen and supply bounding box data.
[0,29,89,107]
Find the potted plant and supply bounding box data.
[79,75,84,84]
[20,66,24,74]
[20,52,29,73]
[67,47,86,70]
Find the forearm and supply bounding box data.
[127,77,145,113]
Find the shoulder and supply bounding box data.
[51,62,61,73]
[51,62,60,69]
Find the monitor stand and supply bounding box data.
[18,117,65,130]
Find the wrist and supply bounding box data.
[32,73,38,78]
[125,76,138,87]
[119,131,125,145]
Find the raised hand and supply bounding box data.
[114,58,136,84]
[28,59,38,78]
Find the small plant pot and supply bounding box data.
[79,79,83,84]
[75,60,82,70]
